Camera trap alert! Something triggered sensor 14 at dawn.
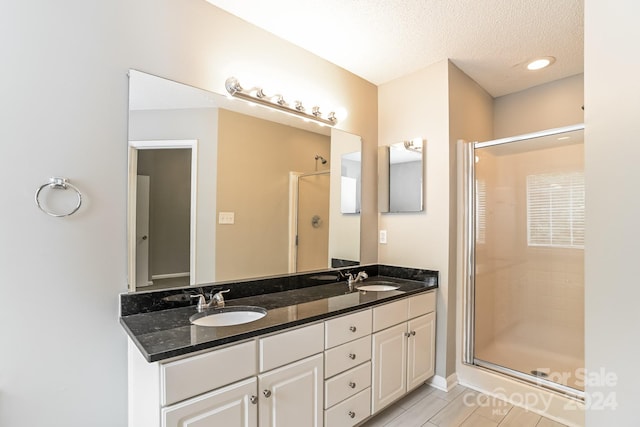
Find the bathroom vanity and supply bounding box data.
[121,265,437,427]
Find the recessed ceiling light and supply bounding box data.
[526,56,556,71]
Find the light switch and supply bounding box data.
[379,230,387,244]
[219,212,235,224]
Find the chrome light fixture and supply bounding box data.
[225,77,338,126]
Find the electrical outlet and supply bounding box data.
[379,230,387,244]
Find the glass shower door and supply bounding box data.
[472,127,585,393]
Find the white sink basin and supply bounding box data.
[190,306,267,327]
[356,281,400,292]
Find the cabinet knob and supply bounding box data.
[348,381,356,389]
[411,330,416,336]
[349,326,357,332]
[348,411,356,418]
[250,395,258,404]
[263,390,272,398]
[348,353,356,360]
[405,332,411,338]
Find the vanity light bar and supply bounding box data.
[225,77,338,126]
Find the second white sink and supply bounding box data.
[190,306,267,327]
[356,281,400,292]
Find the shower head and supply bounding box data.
[315,155,327,164]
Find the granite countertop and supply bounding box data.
[121,273,437,363]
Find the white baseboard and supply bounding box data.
[428,373,459,392]
[136,280,154,287]
[152,272,190,280]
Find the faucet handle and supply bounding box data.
[210,289,230,307]
[190,294,206,310]
[210,289,230,298]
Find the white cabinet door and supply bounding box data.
[407,312,436,392]
[162,377,257,427]
[371,322,407,414]
[259,353,323,427]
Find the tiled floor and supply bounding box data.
[359,384,568,427]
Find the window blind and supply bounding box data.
[526,171,584,248]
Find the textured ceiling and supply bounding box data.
[205,0,583,97]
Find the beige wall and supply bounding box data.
[216,109,331,281]
[493,74,584,138]
[585,1,640,424]
[0,1,377,425]
[379,60,493,380]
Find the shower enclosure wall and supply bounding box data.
[463,125,585,397]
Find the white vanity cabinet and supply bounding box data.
[371,291,436,414]
[323,309,373,427]
[159,341,258,427]
[258,354,324,427]
[127,289,437,427]
[258,323,325,427]
[128,323,324,427]
[161,377,257,427]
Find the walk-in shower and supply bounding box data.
[462,124,585,398]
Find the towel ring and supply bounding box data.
[35,177,83,217]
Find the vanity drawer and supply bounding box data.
[324,387,371,427]
[372,298,409,332]
[325,309,372,349]
[325,361,371,409]
[325,335,371,378]
[259,322,324,372]
[161,340,256,406]
[408,291,436,319]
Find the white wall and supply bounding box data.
[378,60,493,380]
[584,1,640,424]
[378,60,452,379]
[0,1,377,426]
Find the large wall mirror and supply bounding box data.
[127,70,362,291]
[378,138,425,213]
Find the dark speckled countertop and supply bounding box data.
[120,266,438,362]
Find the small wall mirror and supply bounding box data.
[379,138,425,213]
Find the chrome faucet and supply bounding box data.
[191,289,230,312]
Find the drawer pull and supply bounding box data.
[349,326,357,332]
[348,411,356,418]
[348,353,356,360]
[263,390,272,398]
[250,395,258,404]
[348,381,356,389]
